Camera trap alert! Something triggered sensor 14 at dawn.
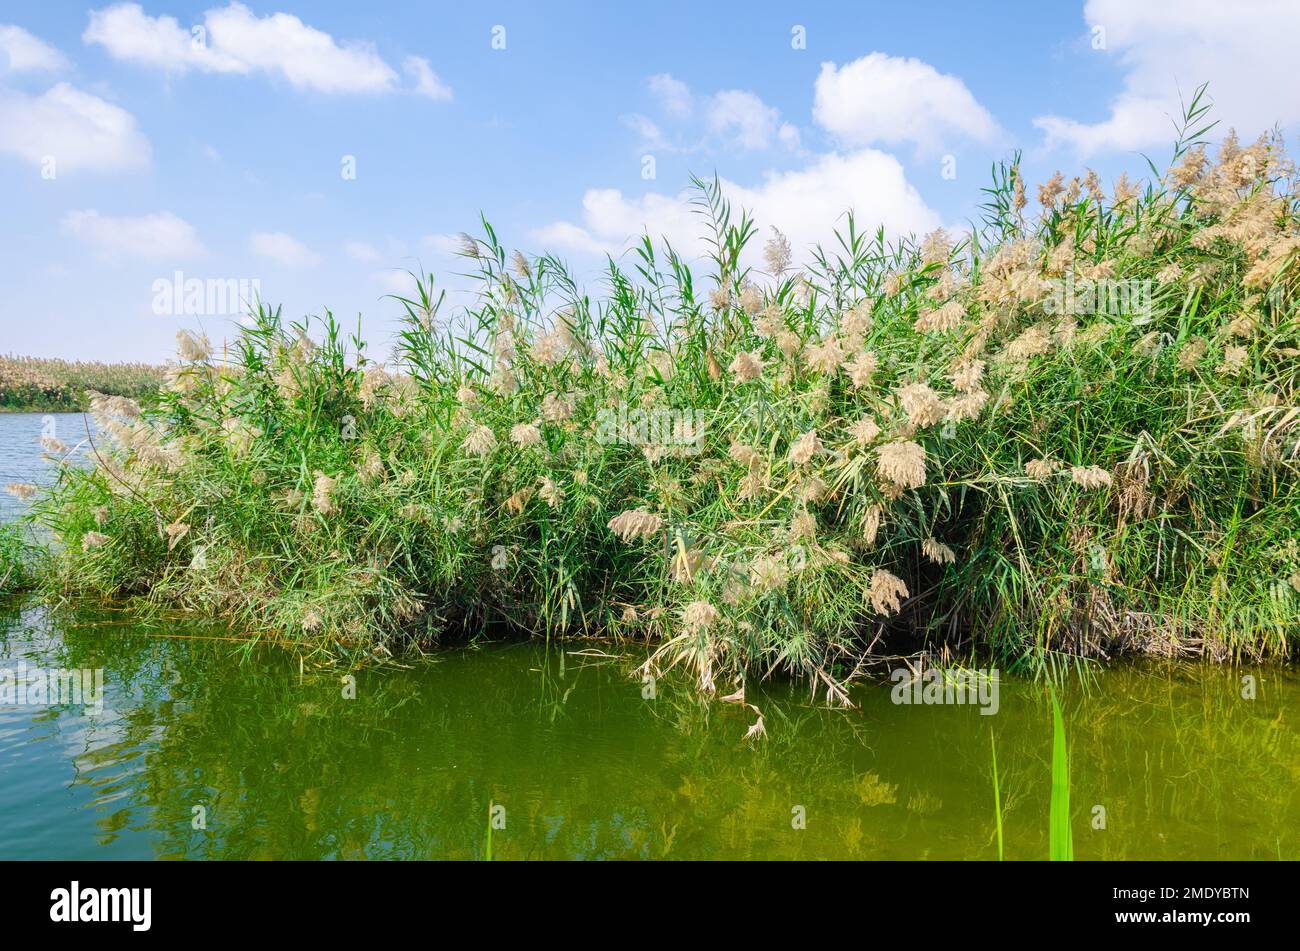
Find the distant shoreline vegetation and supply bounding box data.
[0,355,164,413]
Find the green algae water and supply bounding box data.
[2,413,1298,860]
[1,598,1297,860]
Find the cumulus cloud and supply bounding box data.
[546,54,986,264]
[84,2,450,98]
[536,189,698,257]
[647,73,692,118]
[250,231,319,268]
[622,113,669,151]
[637,74,800,154]
[1035,95,1177,157]
[0,83,150,172]
[402,55,452,101]
[1034,0,1300,156]
[62,210,204,261]
[530,220,611,258]
[533,148,941,266]
[83,3,246,73]
[0,24,68,72]
[707,89,798,152]
[813,52,1001,154]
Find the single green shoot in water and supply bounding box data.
[1049,686,1074,861]
[990,729,1004,861]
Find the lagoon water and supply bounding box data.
[2,411,1297,860]
[0,412,88,523]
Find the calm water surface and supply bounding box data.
[1,412,1297,860]
[0,412,89,523]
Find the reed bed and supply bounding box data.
[0,354,164,412]
[23,108,1300,699]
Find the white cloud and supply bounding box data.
[0,24,68,72]
[84,2,449,98]
[535,191,696,258]
[345,241,383,264]
[813,52,1000,154]
[0,83,150,172]
[721,150,942,257]
[707,90,787,152]
[647,73,692,118]
[623,113,667,150]
[62,210,204,261]
[1035,0,1300,156]
[250,231,319,268]
[403,55,452,101]
[83,3,247,73]
[639,76,799,154]
[1035,96,1176,156]
[531,221,610,258]
[534,148,941,266]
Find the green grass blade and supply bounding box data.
[1049,686,1074,861]
[990,728,1004,862]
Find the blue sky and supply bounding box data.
[2,1,1297,361]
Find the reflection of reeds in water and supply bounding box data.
[1054,661,1299,860]
[4,600,1297,861]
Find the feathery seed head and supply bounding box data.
[1070,465,1113,490]
[728,348,766,383]
[788,429,822,466]
[877,440,927,489]
[463,424,497,457]
[922,538,956,565]
[868,568,908,616]
[607,508,663,543]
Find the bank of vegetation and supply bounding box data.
[0,524,42,596]
[18,107,1300,699]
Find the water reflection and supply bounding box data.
[0,598,1296,860]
